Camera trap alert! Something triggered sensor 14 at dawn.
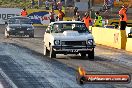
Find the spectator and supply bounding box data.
[57,0,63,10]
[57,9,65,21]
[52,0,58,10]
[38,0,42,7]
[21,8,28,17]
[108,0,114,8]
[31,0,35,8]
[49,9,55,23]
[119,5,128,30]
[94,11,103,27]
[45,0,50,10]
[74,7,78,16]
[61,0,65,6]
[103,0,108,10]
[72,12,81,21]
[81,12,92,28]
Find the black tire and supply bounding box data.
[29,34,34,38]
[88,49,94,60]
[49,46,56,58]
[44,45,49,56]
[81,53,86,57]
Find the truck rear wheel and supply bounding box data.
[81,53,86,57]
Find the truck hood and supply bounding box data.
[51,31,94,41]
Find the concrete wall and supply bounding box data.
[126,38,132,52]
[92,27,122,49]
[92,27,132,52]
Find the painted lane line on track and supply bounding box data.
[0,82,4,88]
[0,68,18,88]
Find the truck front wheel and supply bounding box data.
[81,53,86,57]
[44,45,49,56]
[88,49,94,60]
[49,46,56,58]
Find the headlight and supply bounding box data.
[87,39,93,45]
[54,40,60,45]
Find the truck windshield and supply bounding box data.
[8,18,31,24]
[52,23,89,33]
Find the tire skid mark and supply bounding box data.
[4,43,80,88]
[8,43,76,76]
[0,53,54,87]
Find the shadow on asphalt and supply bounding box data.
[61,55,112,62]
[57,55,95,61]
[94,56,115,63]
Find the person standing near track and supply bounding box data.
[57,0,63,10]
[72,12,81,21]
[94,11,103,27]
[57,9,65,21]
[81,12,92,28]
[21,8,28,17]
[49,9,55,23]
[118,5,128,30]
[45,0,50,10]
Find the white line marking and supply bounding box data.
[0,82,4,88]
[0,68,18,88]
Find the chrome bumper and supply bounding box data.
[52,45,95,53]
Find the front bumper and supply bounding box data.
[7,30,34,35]
[52,45,95,54]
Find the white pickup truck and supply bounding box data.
[44,21,96,59]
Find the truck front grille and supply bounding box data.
[15,27,27,31]
[62,41,86,46]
